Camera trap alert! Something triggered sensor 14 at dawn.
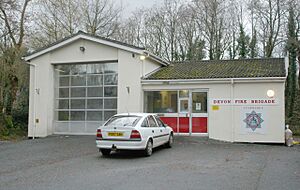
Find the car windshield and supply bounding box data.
[104,116,142,127]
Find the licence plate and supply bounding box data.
[108,132,124,137]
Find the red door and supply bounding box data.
[158,91,208,134]
[192,117,207,133]
[191,91,208,133]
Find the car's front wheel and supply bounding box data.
[100,148,111,156]
[166,133,173,148]
[144,140,153,157]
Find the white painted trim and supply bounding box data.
[25,35,143,61]
[144,51,169,66]
[80,34,144,54]
[26,62,37,139]
[24,33,169,66]
[141,77,286,85]
[285,56,289,77]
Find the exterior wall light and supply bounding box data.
[139,55,146,60]
[80,46,85,52]
[267,90,275,98]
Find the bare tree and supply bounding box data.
[31,0,82,48]
[0,0,31,50]
[81,0,121,37]
[177,5,205,61]
[0,0,32,115]
[194,0,232,60]
[252,0,286,57]
[113,9,146,47]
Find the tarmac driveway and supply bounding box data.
[0,135,299,190]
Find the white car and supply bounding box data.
[96,113,174,156]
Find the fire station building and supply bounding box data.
[24,31,287,143]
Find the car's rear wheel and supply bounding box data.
[100,149,111,156]
[144,140,153,157]
[166,133,173,148]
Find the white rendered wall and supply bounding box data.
[28,39,119,137]
[28,54,52,137]
[142,83,233,142]
[117,51,161,113]
[28,38,161,137]
[142,80,285,143]
[50,39,118,63]
[232,82,285,143]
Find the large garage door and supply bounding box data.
[54,62,118,134]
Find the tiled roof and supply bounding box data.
[145,58,286,80]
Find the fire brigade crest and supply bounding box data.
[243,111,264,131]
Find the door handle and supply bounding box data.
[152,130,154,133]
[160,130,162,132]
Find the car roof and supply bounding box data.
[114,113,156,117]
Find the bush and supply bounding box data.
[0,110,28,140]
[289,91,300,136]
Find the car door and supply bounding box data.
[147,115,161,147]
[140,117,152,141]
[155,116,169,144]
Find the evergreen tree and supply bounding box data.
[237,24,250,59]
[249,29,258,58]
[285,5,298,118]
[290,92,300,126]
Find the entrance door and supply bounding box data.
[177,90,208,134]
[191,91,208,133]
[178,91,189,133]
[144,90,208,135]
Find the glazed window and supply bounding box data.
[144,91,178,113]
[54,63,118,123]
[192,92,207,113]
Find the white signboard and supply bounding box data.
[211,99,278,106]
[240,106,266,134]
[196,103,201,111]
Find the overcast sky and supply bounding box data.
[121,0,164,17]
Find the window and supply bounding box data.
[105,116,141,127]
[104,74,118,85]
[87,111,103,121]
[59,88,69,98]
[58,100,69,109]
[71,76,86,86]
[55,63,118,124]
[155,116,165,127]
[71,88,86,97]
[87,75,102,86]
[87,87,102,97]
[179,90,189,98]
[59,77,69,86]
[87,99,103,109]
[148,116,157,128]
[192,92,207,113]
[179,99,189,113]
[141,118,149,127]
[104,99,117,109]
[144,91,178,113]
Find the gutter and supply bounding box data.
[141,77,286,85]
[25,61,37,139]
[143,51,169,66]
[230,79,235,142]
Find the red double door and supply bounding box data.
[160,91,208,134]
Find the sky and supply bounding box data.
[121,0,165,17]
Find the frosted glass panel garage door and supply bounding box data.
[54,63,118,134]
